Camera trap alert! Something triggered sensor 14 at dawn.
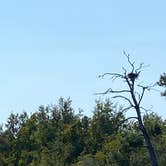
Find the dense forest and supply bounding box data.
[0,74,165,166]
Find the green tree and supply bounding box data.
[90,100,125,154]
[1,96,166,165]
[158,73,166,96]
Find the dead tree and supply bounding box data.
[97,52,158,166]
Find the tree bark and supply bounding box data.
[131,87,158,166]
[136,107,158,166]
[138,117,158,166]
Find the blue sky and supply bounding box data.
[0,0,166,123]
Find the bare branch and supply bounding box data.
[112,95,134,106]
[138,83,157,93]
[99,73,124,81]
[138,86,146,105]
[115,116,138,129]
[120,106,134,113]
[140,106,153,113]
[112,75,122,81]
[110,89,131,93]
[135,63,144,73]
[94,88,130,95]
[125,116,138,121]
[113,116,138,133]
[122,66,127,76]
[94,88,112,95]
[135,63,150,73]
[138,83,157,105]
[123,51,135,72]
[124,75,133,90]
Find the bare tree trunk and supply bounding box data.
[136,107,158,166]
[131,89,158,166]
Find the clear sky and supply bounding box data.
[0,0,166,124]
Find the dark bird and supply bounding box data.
[127,71,140,83]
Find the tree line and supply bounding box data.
[0,65,166,165]
[0,96,166,165]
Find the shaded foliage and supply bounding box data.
[158,73,166,96]
[0,98,166,165]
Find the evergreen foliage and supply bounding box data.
[0,98,166,166]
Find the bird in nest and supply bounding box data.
[127,71,141,83]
